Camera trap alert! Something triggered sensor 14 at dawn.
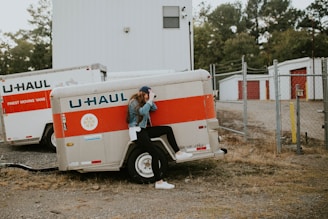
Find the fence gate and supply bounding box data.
[274,58,327,153]
[213,57,328,153]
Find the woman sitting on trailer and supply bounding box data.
[126,86,193,189]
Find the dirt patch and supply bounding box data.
[1,107,328,218]
[1,143,328,218]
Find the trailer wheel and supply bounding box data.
[43,125,56,152]
[127,146,168,184]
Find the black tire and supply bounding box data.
[127,146,168,184]
[43,125,56,152]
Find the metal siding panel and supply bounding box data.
[53,0,193,71]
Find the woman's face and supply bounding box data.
[143,93,149,101]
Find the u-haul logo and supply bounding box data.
[81,113,98,131]
[2,80,51,94]
[69,92,128,109]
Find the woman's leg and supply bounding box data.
[146,126,193,161]
[146,126,180,153]
[136,129,162,181]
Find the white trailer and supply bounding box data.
[0,64,107,150]
[51,69,225,183]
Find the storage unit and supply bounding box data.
[268,57,324,100]
[219,75,269,101]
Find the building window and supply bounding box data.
[163,6,180,28]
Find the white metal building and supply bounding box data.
[52,0,193,72]
[219,57,326,101]
[219,74,269,101]
[268,57,324,100]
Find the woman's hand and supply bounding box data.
[149,90,156,101]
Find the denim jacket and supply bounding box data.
[128,99,157,128]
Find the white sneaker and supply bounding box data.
[155,181,175,189]
[176,152,193,161]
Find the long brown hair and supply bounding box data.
[126,91,147,124]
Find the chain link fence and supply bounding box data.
[212,57,328,153]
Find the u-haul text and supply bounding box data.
[69,92,128,108]
[2,80,50,94]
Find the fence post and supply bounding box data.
[323,58,328,150]
[242,56,248,142]
[274,59,281,153]
[295,84,303,154]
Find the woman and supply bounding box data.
[127,86,193,189]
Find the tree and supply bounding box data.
[27,0,52,70]
[192,0,328,72]
[244,0,302,44]
[193,2,227,70]
[194,22,224,70]
[299,0,328,34]
[261,0,302,32]
[269,29,312,62]
[193,1,212,26]
[222,32,262,69]
[207,3,245,41]
[2,31,34,73]
[0,0,52,74]
[0,40,12,74]
[244,0,263,43]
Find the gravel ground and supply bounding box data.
[217,100,324,141]
[1,101,328,218]
[1,142,328,219]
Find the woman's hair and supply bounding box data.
[126,91,147,124]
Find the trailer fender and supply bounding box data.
[123,137,176,166]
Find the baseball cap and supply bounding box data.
[139,86,151,94]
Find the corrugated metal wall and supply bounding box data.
[268,57,323,100]
[52,0,193,72]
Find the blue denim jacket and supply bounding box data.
[128,99,157,128]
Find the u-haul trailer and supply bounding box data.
[51,69,224,183]
[0,64,107,150]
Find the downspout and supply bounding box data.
[188,21,193,70]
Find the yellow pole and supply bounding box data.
[306,81,308,101]
[290,102,296,144]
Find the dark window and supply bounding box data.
[163,6,179,28]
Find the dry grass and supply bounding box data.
[1,104,327,218]
[1,129,328,218]
[164,132,328,218]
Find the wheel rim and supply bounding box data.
[135,152,154,178]
[51,132,57,148]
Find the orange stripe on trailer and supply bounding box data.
[151,95,215,125]
[53,95,216,138]
[53,113,64,138]
[53,105,128,138]
[2,90,52,114]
